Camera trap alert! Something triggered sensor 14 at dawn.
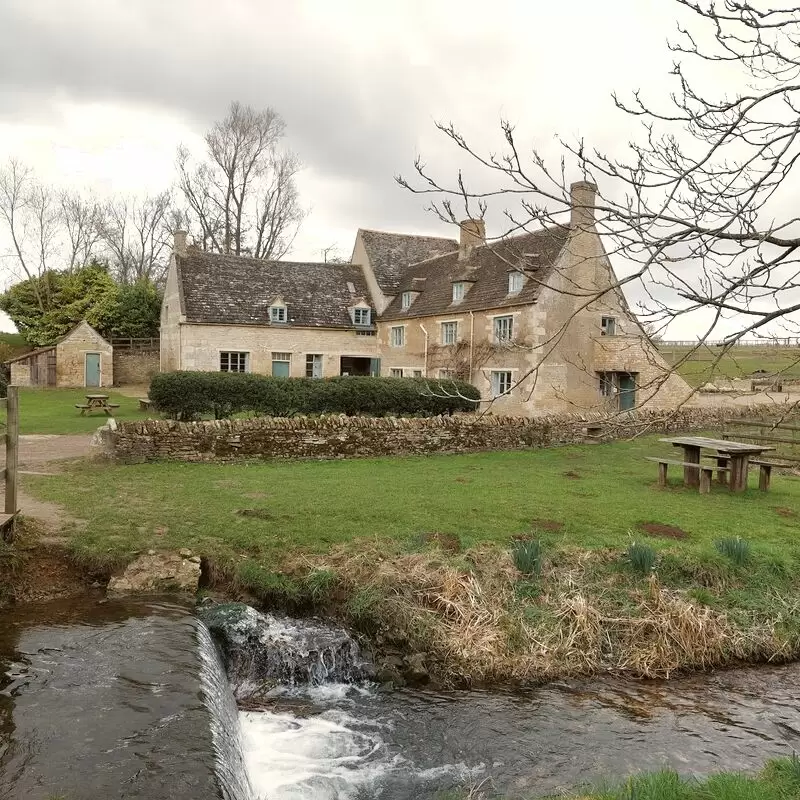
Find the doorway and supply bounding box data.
[85,353,101,387]
[598,371,637,411]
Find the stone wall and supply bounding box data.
[113,348,160,386]
[106,405,791,463]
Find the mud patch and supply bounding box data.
[454,477,471,484]
[637,521,689,540]
[421,531,462,553]
[563,471,581,479]
[775,507,798,519]
[531,518,564,533]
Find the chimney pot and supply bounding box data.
[570,181,597,229]
[173,230,188,255]
[458,219,486,260]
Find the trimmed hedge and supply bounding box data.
[149,371,481,420]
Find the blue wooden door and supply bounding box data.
[85,353,101,387]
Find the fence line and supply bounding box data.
[111,337,159,350]
[658,338,800,348]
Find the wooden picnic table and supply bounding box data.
[75,394,120,416]
[659,435,775,493]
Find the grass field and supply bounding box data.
[16,388,153,435]
[659,344,800,387]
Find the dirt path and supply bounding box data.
[1,434,94,533]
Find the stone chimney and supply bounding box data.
[570,181,597,230]
[173,230,188,256]
[458,218,486,260]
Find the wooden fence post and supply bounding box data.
[5,386,19,521]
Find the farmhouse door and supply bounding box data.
[617,373,636,411]
[85,353,101,387]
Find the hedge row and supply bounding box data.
[148,371,481,419]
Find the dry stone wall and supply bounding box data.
[106,405,793,463]
[113,348,159,386]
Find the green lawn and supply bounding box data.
[16,388,154,435]
[659,344,800,387]
[26,435,800,565]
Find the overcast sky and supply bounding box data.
[0,0,721,334]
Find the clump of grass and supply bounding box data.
[687,587,717,608]
[626,541,657,575]
[346,586,384,625]
[304,568,338,601]
[514,580,541,600]
[715,536,751,566]
[512,538,542,577]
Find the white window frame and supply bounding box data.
[508,271,524,294]
[270,305,287,323]
[493,315,514,344]
[412,369,423,378]
[438,368,456,379]
[390,368,404,378]
[390,326,405,347]
[401,292,412,310]
[305,353,323,378]
[353,307,371,326]
[601,316,617,336]
[490,370,513,398]
[452,282,465,303]
[441,320,458,345]
[220,351,250,373]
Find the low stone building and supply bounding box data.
[7,321,113,388]
[159,183,692,415]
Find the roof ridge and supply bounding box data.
[359,227,458,243]
[180,251,360,270]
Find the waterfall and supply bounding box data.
[200,604,374,701]
[197,620,255,800]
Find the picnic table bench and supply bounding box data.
[651,436,776,493]
[75,394,120,416]
[138,397,152,411]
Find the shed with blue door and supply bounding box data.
[5,320,114,389]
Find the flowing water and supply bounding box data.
[4,597,800,800]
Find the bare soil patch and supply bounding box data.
[563,470,581,479]
[775,506,798,519]
[236,508,274,520]
[530,518,564,533]
[637,521,689,540]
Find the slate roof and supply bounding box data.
[357,229,458,294]
[380,227,570,320]
[177,250,373,328]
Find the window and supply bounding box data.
[353,307,371,326]
[491,371,513,397]
[390,368,403,378]
[356,329,376,337]
[598,371,637,410]
[493,315,514,343]
[401,292,412,310]
[305,353,323,378]
[271,351,291,378]
[508,271,524,294]
[270,305,287,323]
[601,316,617,336]
[412,370,423,378]
[438,368,456,379]
[452,282,465,303]
[390,326,405,347]
[441,321,458,345]
[220,351,248,373]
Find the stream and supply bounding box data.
[2,596,800,799]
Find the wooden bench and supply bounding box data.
[705,456,788,492]
[138,398,152,411]
[645,457,730,494]
[74,404,90,411]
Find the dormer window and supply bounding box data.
[270,305,287,323]
[452,282,465,303]
[508,271,524,294]
[352,307,371,326]
[401,291,413,310]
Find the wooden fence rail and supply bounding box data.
[1,386,19,542]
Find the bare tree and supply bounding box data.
[99,192,173,284]
[399,0,800,400]
[60,190,105,273]
[177,101,305,260]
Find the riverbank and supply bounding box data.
[6,427,800,686]
[448,757,800,800]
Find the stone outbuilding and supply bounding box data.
[7,321,114,388]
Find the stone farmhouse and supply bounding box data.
[160,182,691,415]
